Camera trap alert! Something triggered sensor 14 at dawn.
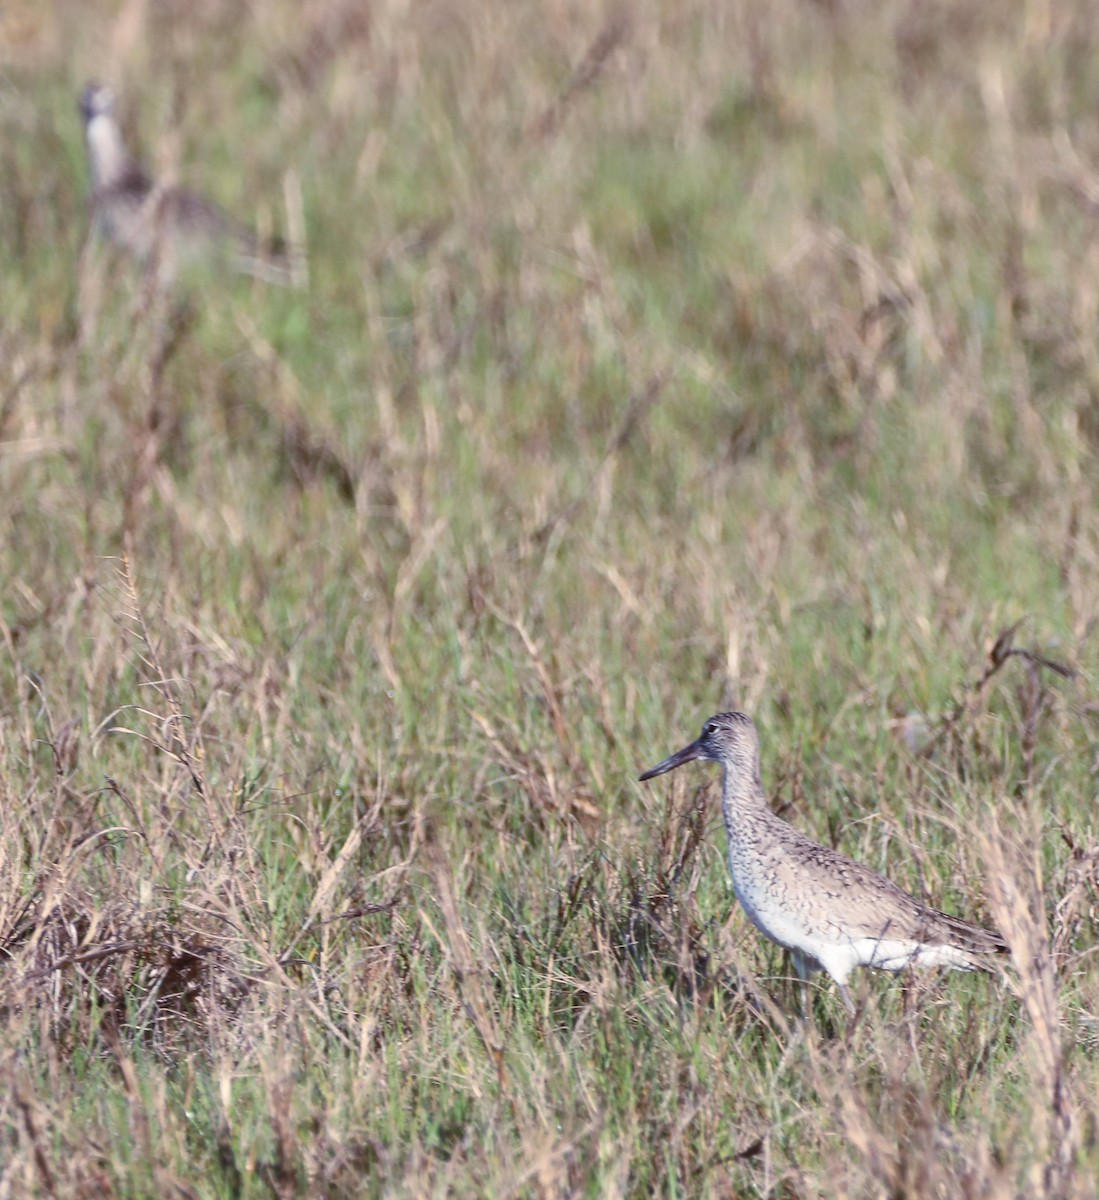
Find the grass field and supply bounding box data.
[2,0,1099,1195]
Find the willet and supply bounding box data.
[639,711,1006,1012]
[79,82,296,286]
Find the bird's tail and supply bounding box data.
[928,906,1009,961]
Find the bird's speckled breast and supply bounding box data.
[725,822,816,956]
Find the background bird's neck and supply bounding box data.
[86,114,131,191]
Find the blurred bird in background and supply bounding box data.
[79,82,301,287]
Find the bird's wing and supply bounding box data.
[783,836,1006,953]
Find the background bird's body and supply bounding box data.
[641,712,1006,1010]
[79,82,293,286]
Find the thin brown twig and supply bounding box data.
[918,622,1074,759]
[14,1077,57,1197]
[529,8,631,142]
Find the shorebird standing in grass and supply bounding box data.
[79,82,297,286]
[639,711,1006,1013]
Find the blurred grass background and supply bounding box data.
[1,0,1098,1195]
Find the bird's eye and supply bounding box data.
[704,722,716,736]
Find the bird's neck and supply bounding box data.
[86,114,132,192]
[720,758,770,830]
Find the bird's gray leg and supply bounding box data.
[837,981,855,1016]
[797,952,856,1032]
[790,951,816,1022]
[773,953,813,1074]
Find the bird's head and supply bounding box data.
[639,711,760,782]
[79,82,116,124]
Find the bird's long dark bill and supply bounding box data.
[638,738,704,781]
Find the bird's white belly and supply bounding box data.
[729,864,977,984]
[731,874,815,957]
